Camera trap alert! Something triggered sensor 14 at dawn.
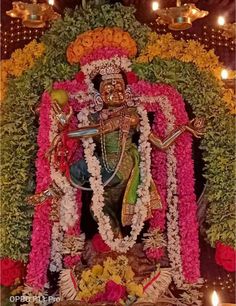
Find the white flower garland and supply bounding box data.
[49,109,78,231]
[48,106,79,272]
[156,95,184,287]
[49,223,63,272]
[78,105,151,253]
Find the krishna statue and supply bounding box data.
[24,27,204,305]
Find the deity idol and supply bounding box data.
[25,27,204,301]
[67,68,203,239]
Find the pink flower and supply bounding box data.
[80,47,128,65]
[92,233,111,253]
[64,255,81,268]
[145,247,164,260]
[215,242,236,272]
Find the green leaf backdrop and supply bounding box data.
[0,3,235,262]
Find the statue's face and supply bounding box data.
[100,79,126,107]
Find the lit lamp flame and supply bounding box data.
[48,0,54,5]
[212,290,219,306]
[218,16,226,26]
[6,0,60,28]
[152,1,159,11]
[217,16,236,40]
[221,69,229,80]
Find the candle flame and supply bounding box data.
[48,0,54,5]
[152,1,159,11]
[217,16,225,26]
[221,68,229,80]
[212,290,219,306]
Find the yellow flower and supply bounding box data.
[81,269,92,284]
[0,40,45,102]
[92,264,103,276]
[110,275,122,284]
[126,282,143,297]
[77,288,91,301]
[124,266,134,281]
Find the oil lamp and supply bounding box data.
[6,0,60,28]
[155,0,208,30]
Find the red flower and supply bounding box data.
[215,242,236,272]
[89,281,126,304]
[104,280,126,302]
[126,71,138,84]
[0,258,24,287]
[91,233,111,253]
[75,71,85,83]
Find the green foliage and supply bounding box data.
[1,3,234,263]
[132,58,235,247]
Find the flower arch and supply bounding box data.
[0,3,234,287]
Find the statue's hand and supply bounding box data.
[186,117,205,138]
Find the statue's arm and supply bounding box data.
[149,117,204,150]
[68,112,138,139]
[149,126,186,150]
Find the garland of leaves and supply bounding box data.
[0,3,235,263]
[137,33,235,114]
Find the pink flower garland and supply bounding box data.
[26,92,52,290]
[53,78,85,269]
[131,80,200,283]
[168,85,200,283]
[80,47,128,66]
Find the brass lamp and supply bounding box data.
[155,0,208,30]
[6,0,60,28]
[221,23,236,40]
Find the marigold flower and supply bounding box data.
[81,36,93,48]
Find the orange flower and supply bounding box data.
[92,28,104,42]
[66,44,77,64]
[66,27,138,65]
[113,29,123,44]
[102,38,112,47]
[93,42,104,49]
[81,36,93,48]
[103,28,113,42]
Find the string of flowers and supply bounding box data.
[167,87,200,283]
[158,96,184,288]
[77,104,151,253]
[0,40,45,102]
[63,189,83,268]
[136,33,235,114]
[49,223,63,273]
[131,80,200,284]
[25,92,52,290]
[49,99,83,270]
